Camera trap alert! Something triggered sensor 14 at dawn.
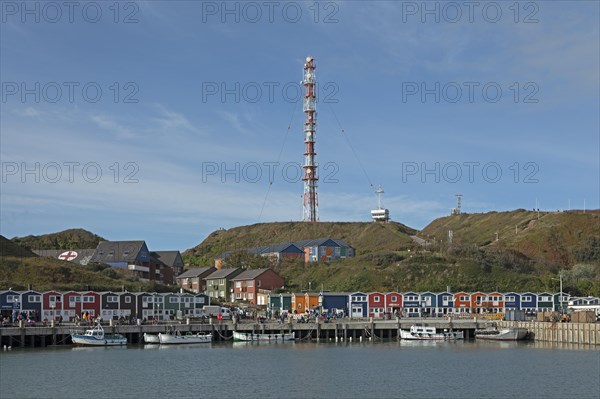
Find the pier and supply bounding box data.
[498,320,600,346]
[2,319,598,348]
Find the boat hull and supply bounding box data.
[233,331,295,342]
[143,333,160,344]
[400,330,464,341]
[475,328,528,341]
[158,333,212,344]
[71,335,127,346]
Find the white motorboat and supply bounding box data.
[71,323,127,346]
[158,331,212,344]
[233,331,295,342]
[400,325,464,341]
[143,333,160,344]
[475,327,528,341]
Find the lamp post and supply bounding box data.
[551,270,564,313]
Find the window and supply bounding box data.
[107,296,118,303]
[219,279,225,285]
[83,296,94,303]
[391,296,397,302]
[522,296,531,302]
[374,296,380,303]
[49,295,61,302]
[235,293,242,299]
[247,281,254,287]
[169,297,178,304]
[143,297,152,303]
[248,293,254,300]
[235,281,242,288]
[7,295,19,302]
[460,296,469,301]
[257,280,262,287]
[125,296,131,303]
[28,295,41,303]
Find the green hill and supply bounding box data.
[183,211,599,296]
[0,235,37,258]
[11,228,105,251]
[419,210,600,266]
[0,255,174,292]
[1,234,173,292]
[183,221,417,265]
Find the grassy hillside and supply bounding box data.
[419,210,600,266]
[184,211,599,296]
[11,228,105,251]
[1,235,37,258]
[0,255,175,292]
[183,221,417,265]
[1,234,174,292]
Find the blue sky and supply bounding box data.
[1,1,598,251]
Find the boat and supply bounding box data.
[400,325,464,341]
[70,323,127,346]
[233,331,295,342]
[158,330,212,344]
[475,327,528,341]
[143,333,160,344]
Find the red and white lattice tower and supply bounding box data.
[302,56,319,222]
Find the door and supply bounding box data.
[351,306,363,318]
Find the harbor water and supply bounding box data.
[1,341,599,399]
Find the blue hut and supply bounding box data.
[21,290,42,321]
[436,292,454,316]
[319,292,349,316]
[520,292,537,312]
[403,292,421,317]
[349,292,368,318]
[0,290,21,319]
[420,292,437,316]
[503,292,521,312]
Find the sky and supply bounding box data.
[1,0,599,251]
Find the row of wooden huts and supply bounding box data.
[268,291,594,318]
[0,290,210,322]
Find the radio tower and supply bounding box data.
[302,56,318,222]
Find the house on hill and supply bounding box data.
[293,238,355,263]
[152,251,185,278]
[231,268,285,305]
[90,241,173,285]
[215,238,355,267]
[215,243,304,269]
[175,267,217,294]
[204,268,243,302]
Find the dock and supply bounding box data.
[1,318,598,347]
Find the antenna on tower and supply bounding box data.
[301,56,319,222]
[452,194,462,215]
[371,184,390,222]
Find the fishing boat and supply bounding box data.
[232,331,295,342]
[158,330,212,344]
[475,327,528,341]
[143,333,160,344]
[70,323,127,346]
[400,325,464,341]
